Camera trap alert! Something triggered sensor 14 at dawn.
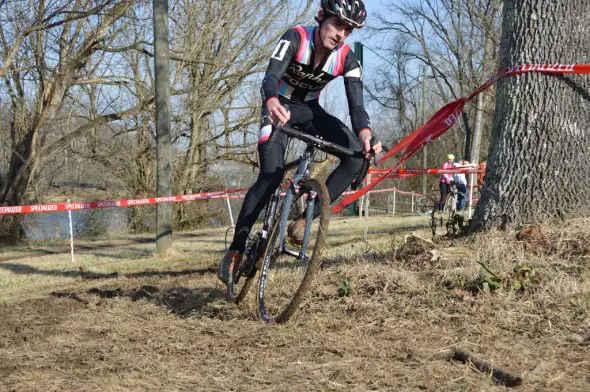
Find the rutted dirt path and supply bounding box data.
[0,216,588,391]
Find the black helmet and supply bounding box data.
[321,0,367,29]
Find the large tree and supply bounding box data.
[471,0,590,230]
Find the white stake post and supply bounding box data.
[67,199,75,263]
[358,194,364,218]
[359,173,369,218]
[392,187,396,215]
[411,191,415,213]
[225,195,235,227]
[364,174,371,241]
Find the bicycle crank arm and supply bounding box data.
[281,248,300,258]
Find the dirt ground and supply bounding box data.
[0,215,588,391]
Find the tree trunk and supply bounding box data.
[180,112,207,194]
[471,0,590,230]
[154,0,173,253]
[461,110,472,160]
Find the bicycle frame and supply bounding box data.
[268,124,366,259]
[276,144,317,259]
[244,140,316,273]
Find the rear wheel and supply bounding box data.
[256,178,329,323]
[228,200,278,304]
[228,232,260,304]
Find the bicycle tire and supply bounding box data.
[256,178,329,323]
[416,196,436,215]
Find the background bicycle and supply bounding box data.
[416,184,469,238]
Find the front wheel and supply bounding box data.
[256,178,329,323]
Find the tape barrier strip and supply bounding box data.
[394,189,422,197]
[369,167,479,175]
[332,63,590,213]
[0,188,249,215]
[339,188,423,198]
[0,186,419,216]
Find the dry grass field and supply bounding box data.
[0,214,588,391]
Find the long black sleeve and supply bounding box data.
[261,29,300,102]
[343,51,371,135]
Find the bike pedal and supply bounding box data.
[233,258,255,283]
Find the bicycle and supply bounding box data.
[226,124,369,323]
[415,186,439,238]
[416,184,461,238]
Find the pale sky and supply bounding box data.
[321,0,400,139]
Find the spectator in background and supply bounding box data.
[439,154,455,213]
[453,159,476,210]
[478,161,487,188]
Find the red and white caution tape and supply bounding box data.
[0,186,422,216]
[0,188,249,215]
[332,63,590,213]
[369,167,479,176]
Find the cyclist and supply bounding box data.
[453,159,476,210]
[439,154,455,213]
[217,0,382,286]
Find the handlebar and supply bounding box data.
[277,124,364,158]
[277,124,384,191]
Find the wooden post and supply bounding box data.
[154,0,173,253]
[392,187,396,215]
[411,191,415,213]
[387,193,392,214]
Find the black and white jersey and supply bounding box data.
[261,25,371,135]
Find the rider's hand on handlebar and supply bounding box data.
[266,97,291,125]
[359,129,382,159]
